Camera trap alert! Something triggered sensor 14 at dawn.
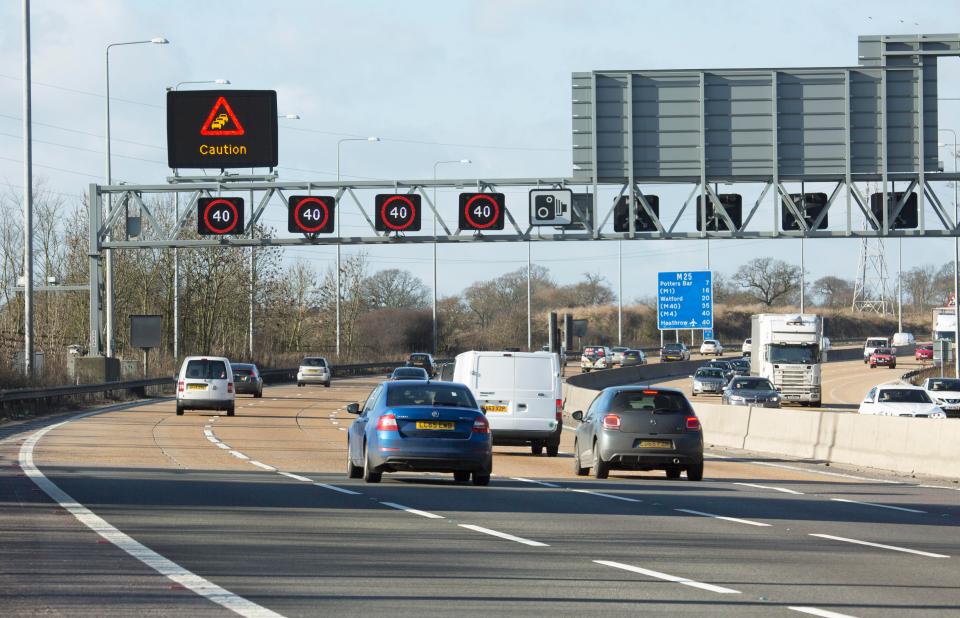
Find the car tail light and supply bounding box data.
[686,416,701,430]
[602,414,621,430]
[556,399,563,421]
[472,416,489,434]
[227,382,233,393]
[177,380,184,393]
[376,413,398,431]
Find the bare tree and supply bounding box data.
[812,275,854,309]
[364,269,429,309]
[735,257,801,306]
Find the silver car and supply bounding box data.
[297,356,331,387]
[722,376,781,408]
[691,367,726,395]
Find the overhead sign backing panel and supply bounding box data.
[167,90,278,169]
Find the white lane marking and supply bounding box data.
[675,508,771,527]
[20,420,284,618]
[249,461,276,471]
[562,424,578,432]
[571,489,642,503]
[594,560,740,594]
[313,482,361,496]
[749,460,902,484]
[458,524,549,547]
[203,429,214,438]
[788,607,858,618]
[511,477,561,488]
[830,498,926,514]
[338,428,346,431]
[380,502,445,519]
[205,435,219,444]
[215,442,230,450]
[733,482,804,495]
[809,533,949,558]
[278,472,313,483]
[705,452,732,459]
[229,451,249,460]
[918,484,960,492]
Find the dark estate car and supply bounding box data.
[230,363,263,398]
[620,349,647,367]
[390,366,430,380]
[660,343,690,362]
[406,353,436,377]
[571,386,703,481]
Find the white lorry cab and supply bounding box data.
[453,351,563,456]
[750,314,824,407]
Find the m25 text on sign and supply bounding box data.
[657,271,713,330]
[166,90,278,169]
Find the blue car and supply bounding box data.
[346,380,493,485]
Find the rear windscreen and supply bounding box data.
[878,389,930,403]
[386,384,478,409]
[663,344,682,351]
[393,368,427,378]
[185,360,227,380]
[609,391,691,414]
[303,358,327,367]
[232,368,252,376]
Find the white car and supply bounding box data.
[858,383,946,418]
[176,356,235,416]
[700,339,724,356]
[921,377,960,418]
[742,338,752,355]
[297,356,331,387]
[610,346,629,366]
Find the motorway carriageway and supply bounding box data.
[0,374,957,617]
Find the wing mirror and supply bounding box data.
[346,403,360,415]
[571,410,584,422]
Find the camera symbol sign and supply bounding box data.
[529,189,572,226]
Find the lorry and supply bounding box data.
[750,314,824,407]
[932,307,957,342]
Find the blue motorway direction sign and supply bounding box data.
[657,271,713,330]
[703,329,714,341]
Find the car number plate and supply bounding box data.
[187,384,207,391]
[415,421,454,430]
[638,439,672,448]
[483,404,508,413]
[306,369,318,374]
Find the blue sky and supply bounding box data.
[1,0,959,301]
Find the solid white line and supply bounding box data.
[205,436,219,444]
[788,607,858,618]
[458,524,549,547]
[380,502,445,519]
[313,482,361,496]
[249,461,276,471]
[278,472,313,483]
[749,460,902,484]
[734,482,804,495]
[810,534,949,558]
[20,420,284,618]
[675,508,771,527]
[571,489,642,503]
[594,560,740,594]
[830,498,926,514]
[918,484,960,492]
[215,442,230,450]
[228,451,249,460]
[511,477,561,488]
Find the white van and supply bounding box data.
[176,356,235,416]
[863,337,889,363]
[453,351,562,456]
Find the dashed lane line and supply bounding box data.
[312,482,361,496]
[380,502,445,519]
[594,560,740,594]
[510,477,561,488]
[458,524,549,547]
[571,489,642,503]
[733,482,804,495]
[788,607,858,618]
[675,508,771,527]
[829,498,926,514]
[809,533,949,558]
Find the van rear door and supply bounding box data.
[475,354,515,417]
[512,355,558,431]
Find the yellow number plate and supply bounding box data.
[484,405,508,413]
[638,439,672,449]
[187,384,207,391]
[415,421,454,430]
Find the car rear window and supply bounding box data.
[874,348,893,355]
[185,359,228,380]
[609,391,691,414]
[393,368,427,378]
[878,389,930,403]
[920,344,933,350]
[866,339,887,347]
[233,368,252,376]
[663,344,682,351]
[386,384,478,409]
[730,378,773,390]
[928,379,960,391]
[302,358,327,367]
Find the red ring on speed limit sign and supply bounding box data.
[202,198,240,234]
[293,197,331,233]
[464,194,500,229]
[380,195,417,231]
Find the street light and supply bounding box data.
[279,113,300,119]
[335,136,380,358]
[939,129,959,378]
[104,36,168,359]
[432,159,472,355]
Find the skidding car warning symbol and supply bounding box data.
[200,96,245,136]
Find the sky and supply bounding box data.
[1,0,959,303]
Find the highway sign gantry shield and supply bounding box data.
[288,196,335,234]
[375,194,421,232]
[459,193,505,231]
[197,197,244,235]
[167,90,278,169]
[657,271,713,330]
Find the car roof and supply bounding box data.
[601,385,685,396]
[183,356,229,361]
[230,363,256,368]
[876,382,922,390]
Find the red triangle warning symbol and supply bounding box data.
[200,96,245,136]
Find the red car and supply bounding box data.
[915,343,934,361]
[869,347,897,369]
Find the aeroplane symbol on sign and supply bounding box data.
[200,96,245,136]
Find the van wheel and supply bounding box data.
[175,404,184,416]
[363,443,381,483]
[226,405,235,417]
[546,441,560,457]
[573,441,589,476]
[592,443,609,479]
[531,443,544,456]
[686,462,704,481]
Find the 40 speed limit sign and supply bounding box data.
[458,192,505,231]
[197,197,244,235]
[375,194,421,232]
[287,195,335,234]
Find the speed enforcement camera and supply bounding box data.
[529,189,573,226]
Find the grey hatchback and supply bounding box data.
[571,387,703,481]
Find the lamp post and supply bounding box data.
[432,159,471,355]
[21,0,33,377]
[939,129,958,377]
[104,36,168,359]
[168,79,228,360]
[335,136,379,358]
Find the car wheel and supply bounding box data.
[686,462,704,481]
[226,405,235,417]
[346,445,363,479]
[324,382,331,388]
[890,364,896,369]
[363,443,381,483]
[546,441,560,457]
[454,471,471,483]
[583,368,590,373]
[573,440,589,476]
[297,382,303,387]
[255,388,263,398]
[592,442,609,479]
[531,443,544,456]
[665,465,682,479]
[472,471,491,486]
[175,404,184,416]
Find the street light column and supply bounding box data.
[432,159,471,355]
[941,129,959,378]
